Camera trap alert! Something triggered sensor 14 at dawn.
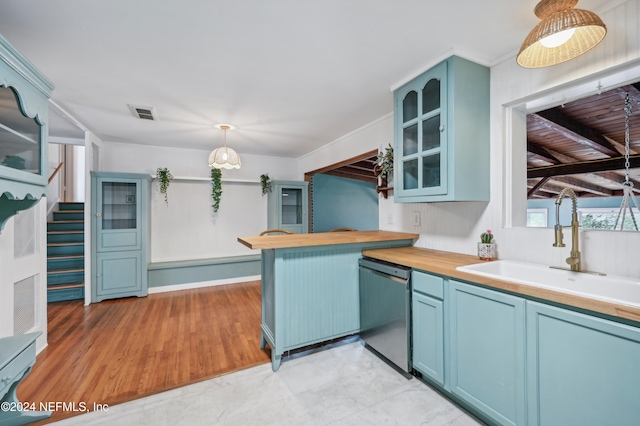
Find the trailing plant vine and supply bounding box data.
[156,167,173,205]
[260,173,272,196]
[211,168,223,212]
[375,144,394,179]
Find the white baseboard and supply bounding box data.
[148,275,261,294]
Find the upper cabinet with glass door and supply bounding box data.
[393,56,489,203]
[0,34,54,230]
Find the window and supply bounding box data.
[578,208,640,230]
[527,208,548,227]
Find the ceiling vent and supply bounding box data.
[128,104,157,121]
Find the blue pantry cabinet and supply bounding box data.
[0,35,54,230]
[91,172,151,302]
[393,56,489,202]
[267,180,308,234]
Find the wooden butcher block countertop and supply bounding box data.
[238,230,419,250]
[362,246,640,324]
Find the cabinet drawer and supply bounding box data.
[0,343,35,397]
[412,271,444,299]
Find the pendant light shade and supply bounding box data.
[208,124,241,169]
[517,0,606,68]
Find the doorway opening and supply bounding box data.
[304,150,380,233]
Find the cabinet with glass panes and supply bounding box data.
[267,181,308,234]
[0,34,54,230]
[90,171,151,302]
[393,56,490,203]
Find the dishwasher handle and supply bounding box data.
[363,267,409,285]
[359,257,411,280]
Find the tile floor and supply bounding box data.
[52,340,483,425]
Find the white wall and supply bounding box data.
[100,142,298,262]
[297,0,640,279]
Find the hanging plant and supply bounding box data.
[211,168,223,212]
[156,167,173,205]
[375,144,394,179]
[260,173,272,196]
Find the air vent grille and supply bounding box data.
[128,104,157,121]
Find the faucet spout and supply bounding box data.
[553,188,581,271]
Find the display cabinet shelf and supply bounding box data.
[0,34,54,231]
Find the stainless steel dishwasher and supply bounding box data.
[359,256,412,374]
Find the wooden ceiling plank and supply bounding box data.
[527,141,561,164]
[322,169,377,184]
[551,176,613,197]
[533,109,621,157]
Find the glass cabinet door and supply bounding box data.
[281,187,302,225]
[0,86,42,175]
[396,61,447,197]
[102,182,137,230]
[96,177,142,252]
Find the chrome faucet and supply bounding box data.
[553,188,581,271]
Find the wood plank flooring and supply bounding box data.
[17,281,269,424]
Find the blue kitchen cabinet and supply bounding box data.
[0,35,54,231]
[526,301,640,426]
[412,271,445,387]
[393,56,489,203]
[448,280,526,426]
[267,180,308,233]
[260,238,415,371]
[91,172,150,302]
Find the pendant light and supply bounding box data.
[208,124,241,169]
[517,0,607,68]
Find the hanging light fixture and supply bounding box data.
[208,124,241,169]
[517,0,607,68]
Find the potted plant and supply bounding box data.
[374,144,394,180]
[260,173,272,196]
[156,167,173,205]
[478,230,496,260]
[211,168,222,212]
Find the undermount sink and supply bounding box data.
[456,260,640,308]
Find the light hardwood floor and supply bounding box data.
[17,281,269,424]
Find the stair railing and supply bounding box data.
[48,162,64,184]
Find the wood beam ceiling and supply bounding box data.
[528,154,640,178]
[532,109,620,157]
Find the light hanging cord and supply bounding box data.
[614,93,639,231]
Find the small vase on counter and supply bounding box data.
[478,230,496,260]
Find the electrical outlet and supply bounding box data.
[387,212,393,225]
[413,211,421,226]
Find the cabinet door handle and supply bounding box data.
[2,376,12,383]
[439,125,445,132]
[96,213,102,217]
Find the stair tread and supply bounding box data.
[47,230,84,234]
[48,220,84,223]
[54,210,84,213]
[48,242,84,247]
[48,268,84,274]
[48,254,85,260]
[48,282,84,290]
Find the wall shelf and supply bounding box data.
[150,175,260,184]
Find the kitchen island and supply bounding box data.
[238,230,418,371]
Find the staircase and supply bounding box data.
[47,202,85,302]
